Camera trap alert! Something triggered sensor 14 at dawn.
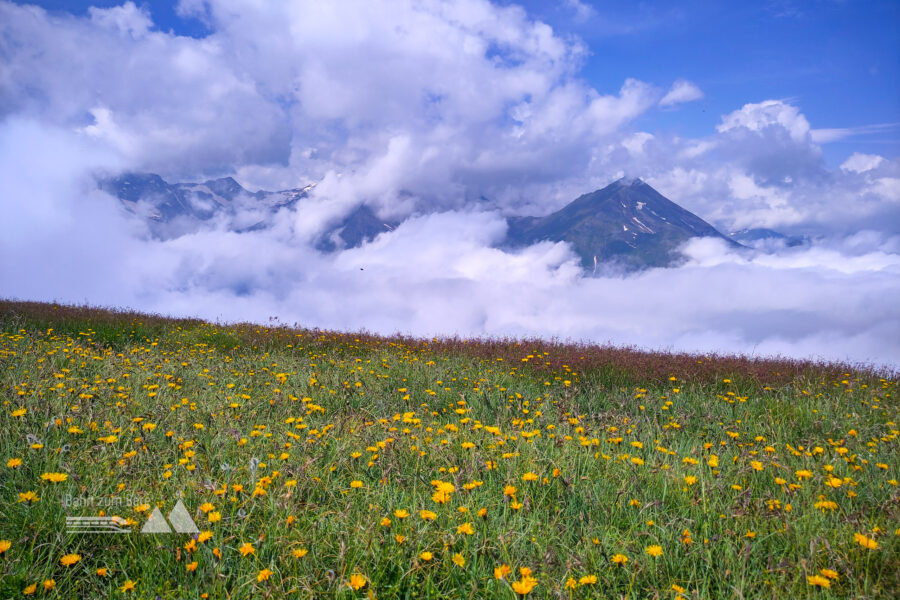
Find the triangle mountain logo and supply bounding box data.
[140,507,172,534]
[168,499,200,533]
[140,500,199,534]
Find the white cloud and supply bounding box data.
[561,0,596,22]
[811,123,900,144]
[659,79,703,107]
[88,1,152,38]
[724,172,803,228]
[0,2,290,176]
[811,128,853,144]
[622,132,654,156]
[717,100,811,143]
[841,152,885,173]
[868,177,900,202]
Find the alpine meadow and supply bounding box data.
[0,300,896,598]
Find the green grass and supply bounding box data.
[0,300,897,598]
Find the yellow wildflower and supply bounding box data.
[457,522,475,535]
[854,533,878,549]
[60,553,81,566]
[239,542,256,556]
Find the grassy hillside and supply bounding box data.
[0,300,897,598]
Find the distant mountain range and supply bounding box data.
[726,227,807,247]
[99,172,315,237]
[99,172,395,249]
[99,173,756,271]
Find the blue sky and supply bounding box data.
[2,0,899,364]
[20,0,900,166]
[527,0,900,165]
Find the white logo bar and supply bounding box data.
[66,516,131,534]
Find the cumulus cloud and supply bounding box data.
[841,152,886,173]
[716,99,812,142]
[1,3,291,176]
[659,79,703,107]
[0,1,898,367]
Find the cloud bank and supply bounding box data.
[0,0,898,366]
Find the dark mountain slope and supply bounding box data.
[507,178,739,271]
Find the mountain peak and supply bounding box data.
[507,178,737,271]
[202,176,246,199]
[614,176,646,187]
[205,175,239,186]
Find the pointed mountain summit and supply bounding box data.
[507,178,738,271]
